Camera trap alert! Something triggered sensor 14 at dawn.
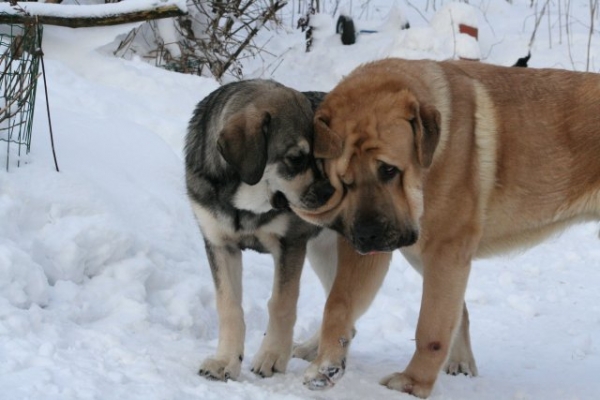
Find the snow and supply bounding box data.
[430,2,479,33]
[1,1,600,399]
[156,17,182,59]
[429,3,481,60]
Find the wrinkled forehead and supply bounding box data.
[329,105,416,165]
[326,86,415,120]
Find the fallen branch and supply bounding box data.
[0,2,187,28]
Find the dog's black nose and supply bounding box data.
[314,180,335,205]
[271,191,290,210]
[353,219,383,253]
[303,180,335,209]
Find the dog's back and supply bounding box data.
[436,61,600,253]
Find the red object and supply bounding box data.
[459,23,478,40]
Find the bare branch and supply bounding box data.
[528,0,551,49]
[586,0,598,71]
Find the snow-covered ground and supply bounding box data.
[1,1,599,399]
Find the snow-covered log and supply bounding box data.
[0,1,187,28]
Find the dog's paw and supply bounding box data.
[292,335,319,362]
[380,372,433,399]
[199,356,242,382]
[250,348,290,378]
[444,359,478,377]
[444,346,478,377]
[303,357,346,390]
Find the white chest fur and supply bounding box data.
[233,180,271,213]
[189,196,291,252]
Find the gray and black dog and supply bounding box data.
[185,79,337,381]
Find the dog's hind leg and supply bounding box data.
[293,230,338,361]
[400,247,478,377]
[306,229,338,294]
[199,240,245,381]
[444,303,478,376]
[293,330,320,362]
[251,240,307,377]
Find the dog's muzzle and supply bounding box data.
[352,218,418,254]
[271,191,290,210]
[301,179,336,209]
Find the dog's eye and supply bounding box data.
[378,163,400,182]
[286,154,308,170]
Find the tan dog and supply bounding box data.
[291,58,600,398]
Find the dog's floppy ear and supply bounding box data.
[217,109,270,185]
[409,101,441,168]
[313,109,343,159]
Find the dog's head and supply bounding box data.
[217,86,334,211]
[291,74,441,254]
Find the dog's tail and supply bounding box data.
[513,52,531,68]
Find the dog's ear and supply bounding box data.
[409,101,441,168]
[313,110,343,159]
[217,110,270,185]
[302,91,327,111]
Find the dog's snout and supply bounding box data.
[271,191,290,210]
[314,180,335,205]
[398,230,418,248]
[353,217,418,254]
[302,179,335,209]
[353,218,384,253]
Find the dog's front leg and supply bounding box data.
[199,240,245,381]
[380,241,473,398]
[304,236,391,390]
[251,240,307,377]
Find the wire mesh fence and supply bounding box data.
[0,16,42,170]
